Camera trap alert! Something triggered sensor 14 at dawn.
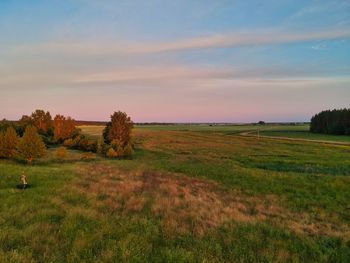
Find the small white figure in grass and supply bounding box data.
[21,171,28,189]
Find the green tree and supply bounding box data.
[310,108,350,135]
[16,126,47,164]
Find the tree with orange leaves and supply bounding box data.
[0,127,19,159]
[103,111,133,146]
[103,111,134,158]
[53,115,78,142]
[31,109,53,134]
[16,126,46,164]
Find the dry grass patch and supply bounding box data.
[76,164,350,238]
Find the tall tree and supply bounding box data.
[310,109,350,135]
[31,109,53,134]
[54,115,78,142]
[103,111,133,146]
[16,126,46,164]
[1,127,19,158]
[18,115,34,136]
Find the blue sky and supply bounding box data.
[0,0,349,122]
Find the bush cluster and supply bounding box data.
[106,140,133,158]
[310,109,350,135]
[0,109,80,164]
[64,135,98,153]
[0,109,134,163]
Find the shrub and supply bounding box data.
[63,138,74,148]
[64,135,98,153]
[72,135,84,148]
[123,141,134,157]
[97,135,105,154]
[55,147,68,160]
[16,126,46,164]
[79,138,98,152]
[106,148,119,158]
[106,140,134,158]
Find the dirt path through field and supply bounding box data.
[240,130,350,146]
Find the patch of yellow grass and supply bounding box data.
[76,164,350,238]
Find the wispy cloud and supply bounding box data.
[2,60,349,89]
[127,28,350,53]
[74,66,233,85]
[75,66,350,87]
[12,28,350,56]
[311,42,327,51]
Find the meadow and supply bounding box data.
[247,125,350,144]
[1,124,350,262]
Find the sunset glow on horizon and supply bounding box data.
[1,0,349,122]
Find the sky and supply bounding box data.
[0,0,349,122]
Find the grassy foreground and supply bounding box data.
[0,125,350,262]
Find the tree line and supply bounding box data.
[310,108,350,135]
[0,110,134,164]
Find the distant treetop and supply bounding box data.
[310,109,350,135]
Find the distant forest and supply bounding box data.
[310,109,350,135]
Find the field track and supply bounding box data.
[240,130,350,146]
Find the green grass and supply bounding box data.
[258,130,350,143]
[1,125,350,262]
[234,124,350,143]
[82,123,350,143]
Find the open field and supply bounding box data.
[81,123,350,144]
[1,125,350,262]
[257,130,350,144]
[242,125,350,144]
[79,124,261,137]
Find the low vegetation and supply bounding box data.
[0,110,134,165]
[1,123,350,262]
